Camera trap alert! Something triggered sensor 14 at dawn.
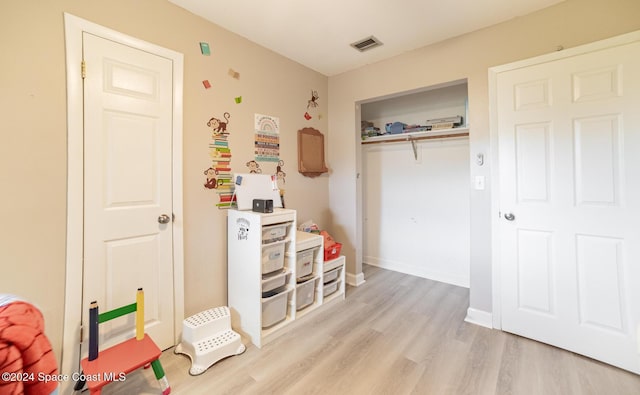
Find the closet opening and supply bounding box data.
[357,80,470,288]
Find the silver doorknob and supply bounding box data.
[504,213,515,221]
[158,214,171,224]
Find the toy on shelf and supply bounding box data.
[320,230,342,261]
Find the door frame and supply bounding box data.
[61,13,184,388]
[488,29,640,330]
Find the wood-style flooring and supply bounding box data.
[90,265,640,395]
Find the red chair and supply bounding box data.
[78,288,170,394]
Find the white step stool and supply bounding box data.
[174,306,246,375]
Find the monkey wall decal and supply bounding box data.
[275,160,286,185]
[307,90,319,109]
[204,167,224,189]
[246,160,262,174]
[207,112,231,137]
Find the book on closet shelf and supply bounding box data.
[431,122,455,130]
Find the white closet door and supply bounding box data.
[497,39,640,373]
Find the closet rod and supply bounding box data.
[361,132,469,145]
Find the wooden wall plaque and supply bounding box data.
[297,127,328,177]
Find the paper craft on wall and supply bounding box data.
[200,42,211,56]
[254,113,280,162]
[202,80,211,89]
[204,112,235,209]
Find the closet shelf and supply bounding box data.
[361,127,469,145]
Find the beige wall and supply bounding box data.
[328,0,640,314]
[0,0,329,365]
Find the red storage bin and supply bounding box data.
[324,242,342,261]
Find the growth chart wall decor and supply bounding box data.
[254,113,280,162]
[204,111,235,209]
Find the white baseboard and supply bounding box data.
[365,257,469,288]
[464,307,493,329]
[346,272,365,287]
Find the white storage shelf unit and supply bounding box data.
[227,210,346,348]
[291,232,345,319]
[323,255,346,303]
[228,209,297,348]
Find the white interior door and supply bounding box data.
[497,39,640,373]
[82,32,175,351]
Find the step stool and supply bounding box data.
[174,306,246,375]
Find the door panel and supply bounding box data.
[498,39,640,373]
[82,32,174,352]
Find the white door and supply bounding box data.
[497,39,640,373]
[82,32,175,351]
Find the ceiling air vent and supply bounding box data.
[350,36,383,52]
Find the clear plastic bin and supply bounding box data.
[323,267,341,284]
[261,287,291,328]
[296,277,316,311]
[323,279,340,297]
[262,223,288,243]
[262,241,285,274]
[262,270,288,293]
[296,248,315,278]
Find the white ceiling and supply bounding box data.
[169,0,564,76]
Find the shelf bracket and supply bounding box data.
[408,137,418,160]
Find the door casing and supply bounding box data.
[62,13,184,391]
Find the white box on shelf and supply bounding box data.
[261,287,292,328]
[323,279,340,297]
[296,277,317,311]
[261,270,288,293]
[262,241,285,274]
[261,223,288,243]
[296,248,315,278]
[323,267,341,284]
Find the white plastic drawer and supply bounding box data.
[261,287,292,328]
[323,267,341,284]
[262,241,285,274]
[296,248,315,278]
[262,223,288,243]
[323,279,340,297]
[296,277,316,311]
[262,270,288,293]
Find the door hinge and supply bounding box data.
[79,324,83,343]
[81,60,86,79]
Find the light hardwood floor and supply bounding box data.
[92,265,640,395]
